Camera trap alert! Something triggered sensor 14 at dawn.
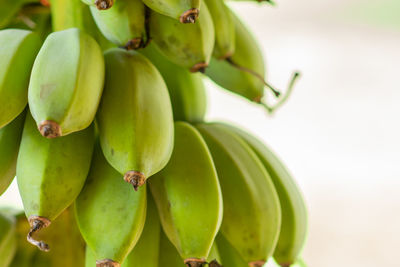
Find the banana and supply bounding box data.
[230,0,275,4]
[207,243,222,267]
[142,0,200,23]
[158,229,185,267]
[140,43,207,123]
[204,0,235,59]
[75,141,147,267]
[16,113,95,251]
[89,0,147,49]
[50,0,88,31]
[149,122,223,267]
[96,48,174,190]
[0,111,25,196]
[196,122,281,267]
[149,2,215,73]
[28,27,104,138]
[0,29,41,128]
[81,0,114,10]
[215,233,248,267]
[0,0,36,29]
[223,124,308,267]
[0,211,17,267]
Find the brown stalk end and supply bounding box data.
[180,8,199,24]
[96,259,121,267]
[124,38,144,50]
[248,260,266,267]
[190,62,208,73]
[184,258,206,267]
[279,263,292,267]
[218,51,233,60]
[209,259,223,267]
[39,120,61,138]
[95,0,114,10]
[27,216,51,251]
[124,171,146,191]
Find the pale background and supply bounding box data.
[1,0,400,267]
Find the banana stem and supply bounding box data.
[27,216,51,252]
[208,259,222,267]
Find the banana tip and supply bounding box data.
[190,62,208,73]
[124,171,146,191]
[124,38,144,50]
[96,259,121,267]
[27,216,51,252]
[39,120,61,138]
[184,258,207,267]
[95,0,114,10]
[249,260,266,267]
[209,259,222,267]
[180,8,199,24]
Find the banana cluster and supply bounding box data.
[0,0,307,267]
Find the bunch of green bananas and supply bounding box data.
[0,0,308,266]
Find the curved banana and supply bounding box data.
[81,0,114,10]
[142,0,200,23]
[96,48,174,190]
[0,111,25,196]
[140,43,207,123]
[149,2,214,73]
[0,29,41,128]
[196,122,281,267]
[158,229,185,267]
[0,211,17,267]
[16,113,95,251]
[215,233,248,267]
[149,122,223,267]
[75,141,147,267]
[223,124,308,267]
[28,27,104,138]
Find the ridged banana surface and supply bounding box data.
[215,233,248,267]
[0,212,17,267]
[142,0,200,23]
[158,229,186,267]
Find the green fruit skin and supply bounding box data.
[16,113,95,221]
[140,43,207,123]
[215,233,248,267]
[28,28,105,136]
[158,229,185,267]
[97,48,174,180]
[51,0,87,31]
[205,10,265,102]
[196,122,281,264]
[225,125,308,266]
[0,0,35,29]
[149,122,223,261]
[0,29,41,128]
[0,212,17,267]
[149,2,215,71]
[0,111,25,196]
[142,0,200,21]
[207,242,222,264]
[76,142,147,264]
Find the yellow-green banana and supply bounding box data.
[0,211,17,267]
[0,29,41,128]
[96,48,174,190]
[0,111,25,196]
[90,0,147,49]
[142,0,200,23]
[75,142,147,267]
[149,122,223,267]
[196,122,281,267]
[215,233,248,267]
[28,28,104,138]
[16,113,95,251]
[81,0,114,10]
[207,243,222,267]
[149,2,214,73]
[224,125,308,267]
[158,229,185,267]
[140,43,207,123]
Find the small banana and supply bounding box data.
[149,2,215,73]
[16,113,95,251]
[0,111,25,196]
[215,233,248,267]
[142,0,200,23]
[90,0,147,49]
[0,29,41,128]
[158,229,185,267]
[224,124,308,267]
[75,141,147,267]
[149,122,223,267]
[50,0,91,31]
[140,43,207,123]
[0,211,17,267]
[196,122,281,267]
[81,0,114,10]
[96,48,174,190]
[28,27,104,138]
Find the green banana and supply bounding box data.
[204,0,235,59]
[215,233,248,267]
[28,27,104,138]
[50,0,88,31]
[81,0,114,10]
[140,43,207,123]
[158,229,185,267]
[0,111,25,196]
[96,48,174,190]
[75,141,147,267]
[223,124,308,267]
[0,29,41,128]
[16,113,95,251]
[90,0,147,49]
[149,122,223,267]
[149,2,215,73]
[142,0,200,23]
[196,122,281,267]
[207,243,222,267]
[0,211,17,267]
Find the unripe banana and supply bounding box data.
[196,122,281,267]
[224,125,308,267]
[16,113,95,251]
[81,0,114,10]
[149,122,223,267]
[149,2,215,73]
[96,48,174,190]
[158,229,185,267]
[0,29,41,128]
[90,0,147,49]
[140,43,207,123]
[0,211,17,267]
[215,233,248,267]
[75,141,147,267]
[142,0,200,23]
[28,28,104,138]
[50,0,87,31]
[207,243,222,267]
[0,111,25,196]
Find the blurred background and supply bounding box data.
[1,0,399,266]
